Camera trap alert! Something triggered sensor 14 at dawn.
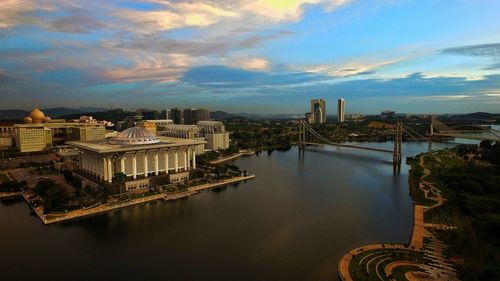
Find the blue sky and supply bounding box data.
[1,0,500,114]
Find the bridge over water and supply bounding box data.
[298,117,499,165]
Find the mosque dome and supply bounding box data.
[110,127,160,145]
[23,116,33,123]
[29,108,45,123]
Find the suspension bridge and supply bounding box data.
[299,121,410,165]
[298,116,499,165]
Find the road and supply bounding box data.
[0,154,58,168]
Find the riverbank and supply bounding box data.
[0,191,22,199]
[209,150,254,164]
[338,152,459,281]
[23,174,255,225]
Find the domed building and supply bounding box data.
[67,126,205,192]
[110,127,160,145]
[23,116,33,123]
[28,108,46,123]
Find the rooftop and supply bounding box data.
[67,136,205,153]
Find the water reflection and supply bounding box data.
[0,142,460,281]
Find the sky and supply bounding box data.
[1,0,500,114]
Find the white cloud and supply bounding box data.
[413,95,473,101]
[484,93,500,97]
[115,2,239,32]
[244,0,350,22]
[229,57,270,70]
[104,53,194,83]
[304,58,402,77]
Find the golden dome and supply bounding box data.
[23,116,33,123]
[29,108,45,123]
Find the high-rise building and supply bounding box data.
[161,109,171,120]
[337,98,345,123]
[183,108,196,125]
[170,108,184,124]
[304,112,315,123]
[195,108,211,123]
[310,99,326,123]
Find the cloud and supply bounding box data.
[114,2,239,33]
[0,0,54,28]
[244,0,350,22]
[229,58,270,70]
[104,53,193,83]
[50,13,103,34]
[440,43,500,57]
[304,58,402,77]
[238,31,294,48]
[483,62,500,70]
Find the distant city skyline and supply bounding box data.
[1,1,500,114]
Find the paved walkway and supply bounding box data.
[209,150,254,164]
[189,175,255,192]
[338,153,460,281]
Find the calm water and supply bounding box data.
[0,142,457,281]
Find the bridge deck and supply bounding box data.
[432,133,499,141]
[302,142,393,153]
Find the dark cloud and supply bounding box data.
[119,37,231,56]
[483,62,500,70]
[440,43,500,57]
[50,14,103,34]
[238,31,294,48]
[181,65,329,88]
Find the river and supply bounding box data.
[0,141,463,281]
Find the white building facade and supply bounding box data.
[68,127,205,192]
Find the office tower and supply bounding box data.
[310,99,326,123]
[195,108,211,123]
[170,108,184,124]
[161,109,171,120]
[183,108,196,125]
[337,98,345,123]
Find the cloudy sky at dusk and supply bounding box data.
[1,0,500,114]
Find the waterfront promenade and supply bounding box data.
[209,150,254,164]
[24,174,255,225]
[338,153,458,281]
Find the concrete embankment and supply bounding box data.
[0,191,22,199]
[209,150,254,164]
[24,175,255,225]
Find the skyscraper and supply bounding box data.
[310,99,326,123]
[195,108,211,123]
[337,98,345,123]
[183,108,196,125]
[170,108,184,124]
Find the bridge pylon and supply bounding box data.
[299,120,306,151]
[393,122,403,165]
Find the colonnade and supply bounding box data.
[80,146,197,183]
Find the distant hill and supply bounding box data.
[0,107,106,120]
[0,110,29,120]
[455,112,500,120]
[59,108,135,123]
[211,111,236,120]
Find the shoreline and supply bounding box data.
[209,150,254,164]
[337,152,457,281]
[22,174,256,225]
